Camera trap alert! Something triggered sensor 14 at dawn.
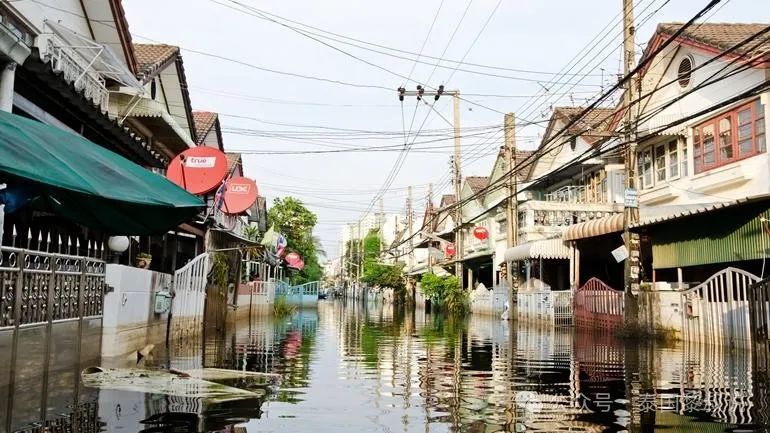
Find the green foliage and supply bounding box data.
[268,197,323,284]
[419,274,468,315]
[242,225,260,242]
[273,296,297,317]
[210,252,229,288]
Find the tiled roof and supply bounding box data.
[466,176,490,196]
[192,111,218,144]
[657,22,770,56]
[553,106,616,143]
[439,194,456,209]
[133,43,179,77]
[225,153,242,173]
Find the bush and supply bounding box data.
[419,274,468,315]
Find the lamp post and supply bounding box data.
[107,236,129,263]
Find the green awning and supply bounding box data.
[646,198,770,269]
[0,110,204,234]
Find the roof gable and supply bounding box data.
[134,43,179,79]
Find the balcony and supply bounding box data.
[518,199,622,243]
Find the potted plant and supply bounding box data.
[136,252,152,269]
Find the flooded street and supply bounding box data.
[7,300,770,432]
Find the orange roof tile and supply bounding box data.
[133,43,179,77]
[192,111,218,144]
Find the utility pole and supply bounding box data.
[427,183,434,271]
[407,185,414,270]
[452,91,463,288]
[504,112,518,317]
[357,220,362,291]
[622,0,640,324]
[397,86,462,286]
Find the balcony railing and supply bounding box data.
[44,36,110,113]
[544,185,607,203]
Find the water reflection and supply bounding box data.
[6,300,770,432]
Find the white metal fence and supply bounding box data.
[517,290,573,326]
[681,267,759,348]
[171,253,209,341]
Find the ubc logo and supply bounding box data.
[229,184,250,194]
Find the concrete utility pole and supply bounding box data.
[622,0,640,324]
[407,185,414,270]
[452,92,463,288]
[427,183,434,271]
[398,87,462,286]
[504,112,518,317]
[357,220,362,290]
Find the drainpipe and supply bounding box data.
[0,62,16,112]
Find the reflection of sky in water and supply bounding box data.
[7,301,769,432]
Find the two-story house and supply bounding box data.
[563,23,770,291]
[507,106,623,291]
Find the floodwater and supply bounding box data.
[6,300,770,432]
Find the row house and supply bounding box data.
[503,107,623,292]
[563,23,770,290]
[0,1,215,431]
[555,22,770,340]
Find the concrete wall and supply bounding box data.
[102,265,172,357]
[638,289,685,338]
[470,283,507,317]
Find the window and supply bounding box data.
[693,98,766,174]
[668,141,679,178]
[640,149,653,188]
[678,56,693,88]
[655,144,666,182]
[637,139,685,189]
[681,146,688,177]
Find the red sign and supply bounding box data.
[473,226,489,240]
[166,147,228,195]
[286,252,301,266]
[445,242,456,256]
[221,176,258,214]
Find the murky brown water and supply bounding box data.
[6,299,770,432]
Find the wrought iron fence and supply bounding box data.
[0,246,105,328]
[516,290,573,326]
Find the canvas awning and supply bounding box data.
[563,203,749,241]
[110,93,195,152]
[504,238,570,262]
[563,213,625,241]
[0,110,204,234]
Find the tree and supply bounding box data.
[360,229,405,298]
[268,197,323,284]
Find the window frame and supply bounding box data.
[636,139,684,190]
[693,98,766,174]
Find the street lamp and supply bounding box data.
[107,235,129,264]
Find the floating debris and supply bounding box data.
[81,368,265,403]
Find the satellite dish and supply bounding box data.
[166,147,228,195]
[221,176,258,214]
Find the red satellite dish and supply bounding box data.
[221,176,258,214]
[445,242,456,256]
[293,259,305,270]
[286,252,301,265]
[166,147,228,195]
[473,226,489,240]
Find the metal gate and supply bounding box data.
[574,278,623,330]
[682,267,759,347]
[170,253,209,343]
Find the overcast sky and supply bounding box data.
[122,0,767,259]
